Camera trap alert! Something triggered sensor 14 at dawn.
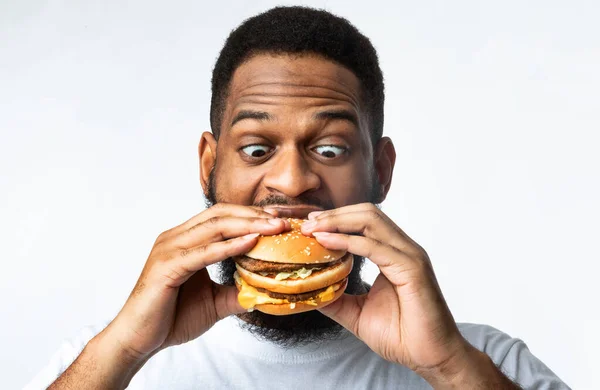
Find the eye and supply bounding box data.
[241,144,272,158]
[312,145,347,159]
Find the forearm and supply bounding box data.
[419,344,522,390]
[48,328,147,390]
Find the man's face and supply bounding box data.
[202,53,382,345]
[208,53,377,208]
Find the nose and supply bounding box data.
[262,147,320,198]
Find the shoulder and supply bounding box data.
[457,322,522,362]
[457,323,570,388]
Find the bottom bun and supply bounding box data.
[236,278,348,316]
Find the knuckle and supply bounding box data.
[251,207,268,215]
[365,210,383,228]
[417,250,432,268]
[206,203,229,216]
[223,237,239,248]
[149,243,170,262]
[224,237,244,252]
[206,216,224,226]
[162,266,187,285]
[367,209,381,220]
[212,203,227,211]
[361,239,376,259]
[151,240,166,253]
[193,244,209,257]
[155,230,170,243]
[319,210,334,220]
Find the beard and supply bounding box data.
[205,165,382,347]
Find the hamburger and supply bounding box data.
[234,218,352,315]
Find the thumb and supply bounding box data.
[213,283,246,320]
[318,293,366,336]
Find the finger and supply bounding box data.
[318,293,366,336]
[170,216,290,249]
[175,233,261,275]
[213,283,246,319]
[307,205,421,256]
[307,202,377,220]
[309,203,398,235]
[263,206,324,219]
[156,233,263,287]
[301,210,411,253]
[312,232,425,287]
[159,204,277,243]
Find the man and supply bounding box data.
[28,6,568,389]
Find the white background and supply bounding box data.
[1,0,598,388]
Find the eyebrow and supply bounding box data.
[229,108,359,129]
[231,110,273,127]
[313,109,359,128]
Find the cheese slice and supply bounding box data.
[234,272,341,310]
[235,272,289,309]
[318,285,336,302]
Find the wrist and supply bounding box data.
[97,322,152,364]
[86,326,148,387]
[414,339,472,389]
[417,342,519,390]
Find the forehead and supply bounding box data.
[225,53,364,117]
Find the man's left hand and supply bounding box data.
[301,203,516,388]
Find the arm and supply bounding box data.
[417,343,522,390]
[302,204,567,390]
[43,205,289,389]
[48,326,145,390]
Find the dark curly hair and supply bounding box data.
[210,6,385,145]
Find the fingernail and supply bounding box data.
[242,233,260,240]
[268,218,282,226]
[308,211,324,220]
[312,232,330,238]
[302,220,316,229]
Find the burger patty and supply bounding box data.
[256,286,328,302]
[234,255,342,273]
[255,278,347,302]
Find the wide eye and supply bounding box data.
[313,145,347,158]
[241,144,272,158]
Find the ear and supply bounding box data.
[373,136,396,203]
[199,131,218,197]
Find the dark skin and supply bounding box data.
[49,54,519,389]
[199,54,386,208]
[201,54,519,388]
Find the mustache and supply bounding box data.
[254,194,334,210]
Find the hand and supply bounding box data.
[301,203,471,383]
[105,204,290,361]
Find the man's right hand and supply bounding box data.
[49,204,290,389]
[111,204,290,356]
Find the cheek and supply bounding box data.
[320,162,373,206]
[213,161,264,205]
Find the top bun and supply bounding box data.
[244,218,346,264]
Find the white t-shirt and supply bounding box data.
[25,317,569,389]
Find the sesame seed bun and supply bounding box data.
[234,218,350,315]
[244,218,346,264]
